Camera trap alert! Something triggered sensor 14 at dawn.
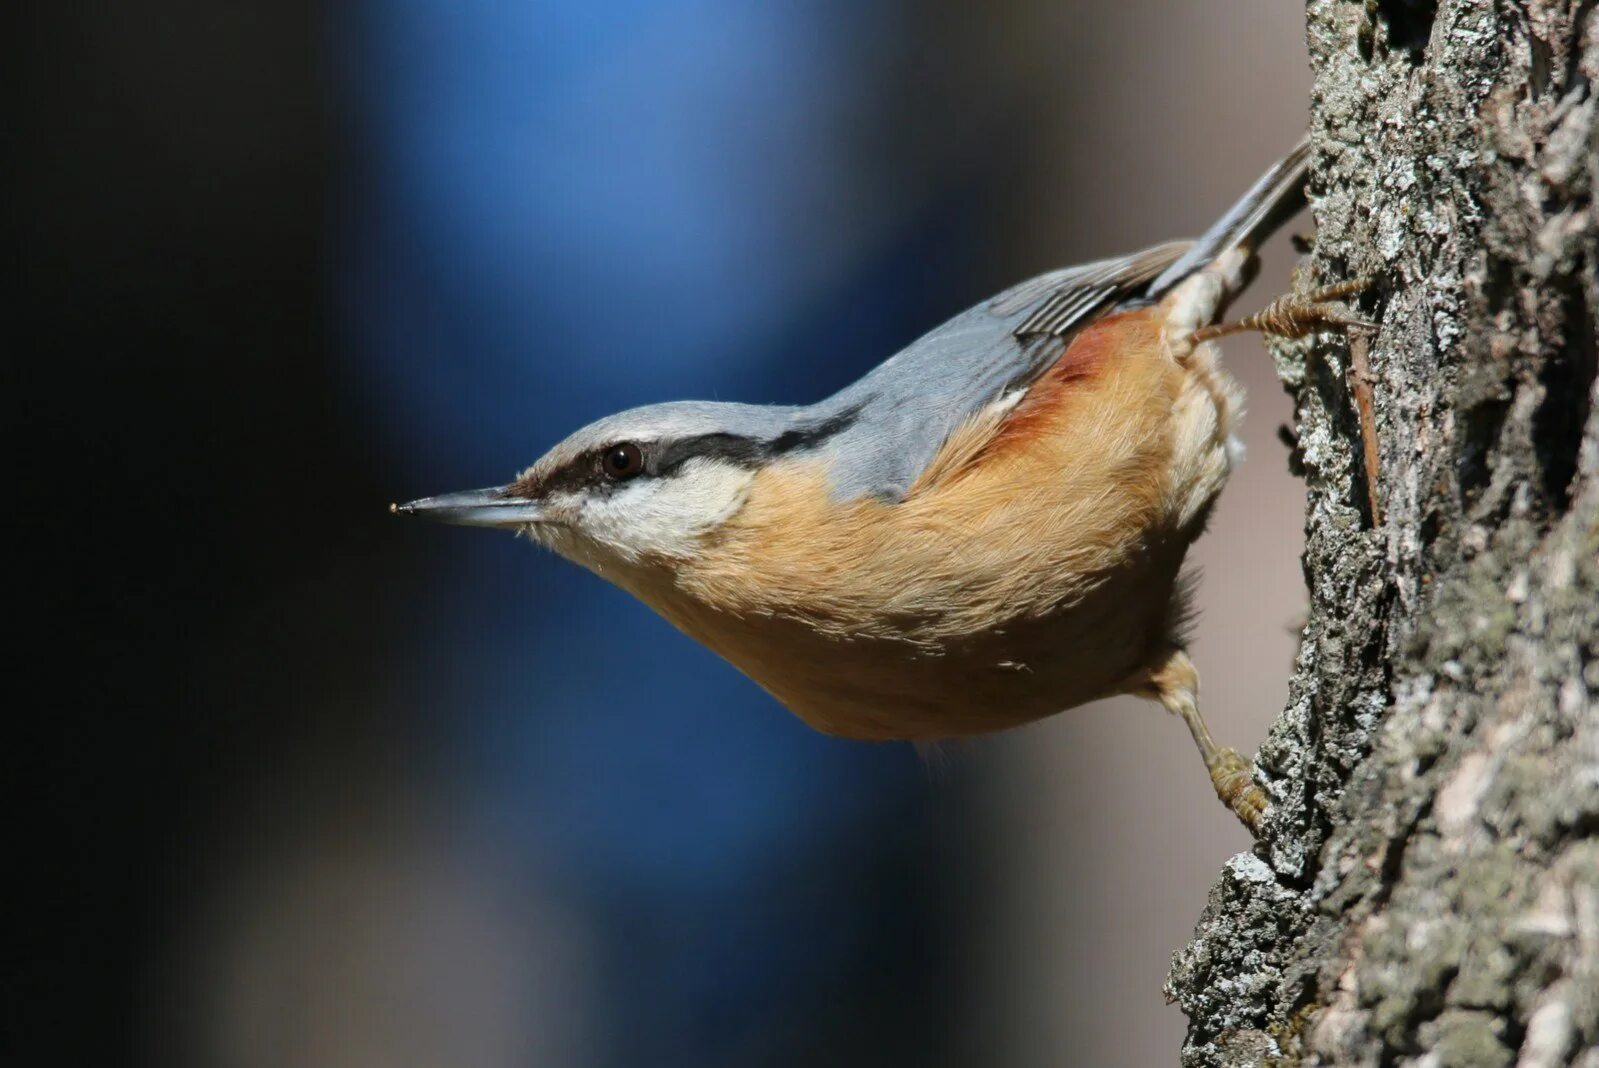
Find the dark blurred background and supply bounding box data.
[10,4,1308,1066]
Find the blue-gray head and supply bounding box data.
[394,399,859,566]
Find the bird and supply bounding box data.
[394,136,1369,833]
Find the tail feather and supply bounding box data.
[1145,135,1310,299]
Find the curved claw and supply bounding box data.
[1190,276,1376,344]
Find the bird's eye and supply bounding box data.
[601,442,644,480]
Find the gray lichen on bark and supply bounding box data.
[1167,1,1599,1065]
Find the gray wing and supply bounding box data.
[809,242,1189,501]
[798,138,1311,502]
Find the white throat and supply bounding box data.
[537,458,754,566]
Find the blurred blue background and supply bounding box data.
[12,3,1309,1065]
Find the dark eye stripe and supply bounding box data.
[514,402,864,499]
[654,404,864,474]
[652,433,764,474]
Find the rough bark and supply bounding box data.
[1166,2,1599,1065]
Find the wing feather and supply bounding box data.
[807,139,1309,503]
[812,241,1190,502]
[999,241,1189,336]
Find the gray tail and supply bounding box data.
[1144,135,1310,298]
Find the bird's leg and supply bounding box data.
[1142,650,1266,835]
[1190,277,1374,344]
[1194,274,1386,524]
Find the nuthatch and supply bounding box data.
[395,137,1367,833]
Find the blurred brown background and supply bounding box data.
[11,3,1308,1066]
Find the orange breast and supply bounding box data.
[618,306,1238,740]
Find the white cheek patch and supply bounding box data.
[564,459,754,563]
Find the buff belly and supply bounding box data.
[627,308,1241,741]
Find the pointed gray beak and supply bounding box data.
[389,486,546,528]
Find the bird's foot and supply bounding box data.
[1208,747,1267,836]
[1190,277,1375,344]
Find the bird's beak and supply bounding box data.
[389,486,545,529]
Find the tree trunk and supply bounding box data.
[1165,2,1599,1065]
